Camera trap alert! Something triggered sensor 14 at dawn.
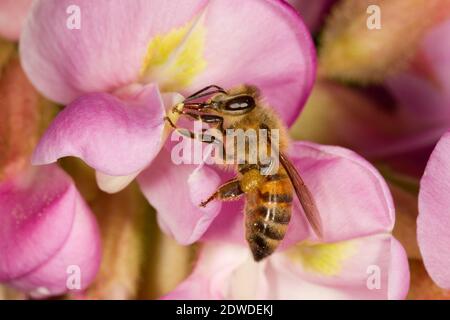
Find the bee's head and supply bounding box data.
[208,85,259,116]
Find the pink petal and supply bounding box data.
[201,199,246,245]
[204,142,395,247]
[0,165,101,297]
[162,244,250,300]
[185,0,316,125]
[165,236,409,300]
[32,84,165,176]
[162,274,218,300]
[269,234,409,299]
[388,238,410,299]
[418,131,450,289]
[0,0,32,41]
[137,141,222,245]
[20,0,208,104]
[95,171,141,194]
[286,142,395,245]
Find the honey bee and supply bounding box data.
[165,85,322,261]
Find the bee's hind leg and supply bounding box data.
[200,179,243,207]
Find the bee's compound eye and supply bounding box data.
[225,95,255,112]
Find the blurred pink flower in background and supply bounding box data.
[292,2,450,178]
[385,19,450,160]
[0,0,32,41]
[0,55,101,298]
[164,143,409,299]
[22,0,316,245]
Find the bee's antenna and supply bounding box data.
[184,85,226,103]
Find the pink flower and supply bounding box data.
[19,1,411,299]
[0,0,32,41]
[21,0,316,244]
[417,131,450,289]
[164,142,410,299]
[0,165,101,298]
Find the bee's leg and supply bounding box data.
[179,129,219,144]
[165,113,227,150]
[164,115,226,161]
[200,179,243,207]
[164,116,219,143]
[179,113,226,159]
[180,112,224,133]
[163,116,177,129]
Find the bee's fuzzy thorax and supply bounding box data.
[229,101,290,152]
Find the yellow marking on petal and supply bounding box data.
[140,27,188,73]
[140,17,207,92]
[288,241,358,276]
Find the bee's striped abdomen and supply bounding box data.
[244,169,293,261]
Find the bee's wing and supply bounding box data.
[279,152,323,238]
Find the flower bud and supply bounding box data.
[0,165,101,298]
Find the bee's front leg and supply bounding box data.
[200,178,243,207]
[163,116,177,129]
[179,112,224,133]
[164,116,218,143]
[165,118,225,151]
